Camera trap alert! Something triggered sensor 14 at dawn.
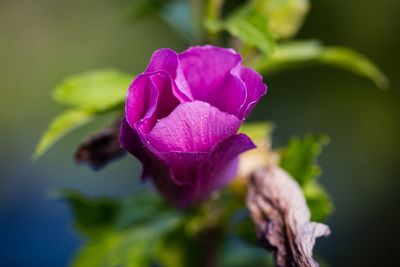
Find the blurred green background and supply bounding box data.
[0,0,399,266]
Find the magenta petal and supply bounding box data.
[199,133,256,190]
[237,67,267,120]
[146,101,241,153]
[206,72,247,116]
[125,74,155,126]
[145,48,191,102]
[151,133,256,208]
[178,46,246,114]
[179,46,241,91]
[126,71,179,133]
[146,48,179,75]
[154,152,205,186]
[120,118,153,179]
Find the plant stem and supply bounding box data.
[192,0,204,43]
[204,0,224,44]
[197,226,225,267]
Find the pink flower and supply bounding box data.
[121,45,267,208]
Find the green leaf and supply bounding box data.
[50,190,120,238]
[52,69,132,112]
[33,109,94,160]
[54,190,182,267]
[73,214,181,267]
[207,0,308,47]
[153,226,191,267]
[208,5,277,56]
[280,134,329,185]
[226,10,276,55]
[254,40,388,89]
[279,134,333,221]
[303,182,334,222]
[115,192,172,229]
[319,47,389,89]
[252,0,310,40]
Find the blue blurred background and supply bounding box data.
[0,0,399,266]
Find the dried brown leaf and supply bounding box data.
[247,166,330,267]
[75,119,125,169]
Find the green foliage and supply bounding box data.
[55,190,183,267]
[207,4,277,56]
[73,216,181,267]
[52,130,334,265]
[255,40,388,89]
[50,190,120,238]
[33,109,94,160]
[280,134,333,221]
[252,0,310,39]
[303,181,334,222]
[55,187,272,267]
[154,233,186,267]
[280,134,329,185]
[153,224,200,267]
[319,46,388,89]
[239,126,333,222]
[206,0,310,53]
[52,69,132,112]
[205,2,386,89]
[34,69,132,159]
